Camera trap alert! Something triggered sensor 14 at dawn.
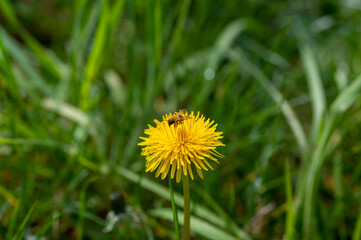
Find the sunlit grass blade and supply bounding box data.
[301,73,361,238]
[42,98,90,126]
[207,19,246,70]
[0,34,22,102]
[150,208,250,240]
[335,63,348,92]
[330,74,361,114]
[353,210,361,240]
[194,19,246,108]
[68,1,100,61]
[192,183,248,239]
[300,45,326,142]
[302,114,335,239]
[240,55,309,153]
[104,70,127,108]
[0,137,72,151]
[80,0,109,109]
[116,166,251,239]
[79,0,126,109]
[0,28,52,96]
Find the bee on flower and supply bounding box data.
[138,110,225,182]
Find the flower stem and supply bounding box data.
[169,176,180,240]
[183,174,190,240]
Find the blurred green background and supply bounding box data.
[1,0,361,239]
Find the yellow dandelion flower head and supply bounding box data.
[138,110,225,182]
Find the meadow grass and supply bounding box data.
[1,0,361,239]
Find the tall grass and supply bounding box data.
[1,0,361,239]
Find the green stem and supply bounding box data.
[169,176,180,240]
[183,174,190,240]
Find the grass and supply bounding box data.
[1,0,361,239]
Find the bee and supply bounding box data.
[168,109,187,127]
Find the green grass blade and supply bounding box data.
[302,74,361,238]
[333,155,343,200]
[5,203,20,240]
[42,98,90,126]
[153,0,162,68]
[68,1,99,58]
[241,55,309,153]
[332,155,345,238]
[335,64,348,92]
[77,176,98,240]
[353,210,361,240]
[192,182,248,239]
[116,167,251,239]
[13,203,37,240]
[104,70,127,107]
[0,0,61,79]
[162,0,191,68]
[169,176,181,240]
[300,45,326,142]
[0,28,53,96]
[0,184,17,207]
[303,114,336,239]
[207,19,246,70]
[285,160,294,240]
[0,137,72,151]
[150,208,249,240]
[330,74,361,114]
[0,0,21,29]
[36,214,61,240]
[0,33,22,102]
[110,0,126,31]
[80,0,109,109]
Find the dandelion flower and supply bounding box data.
[138,110,225,182]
